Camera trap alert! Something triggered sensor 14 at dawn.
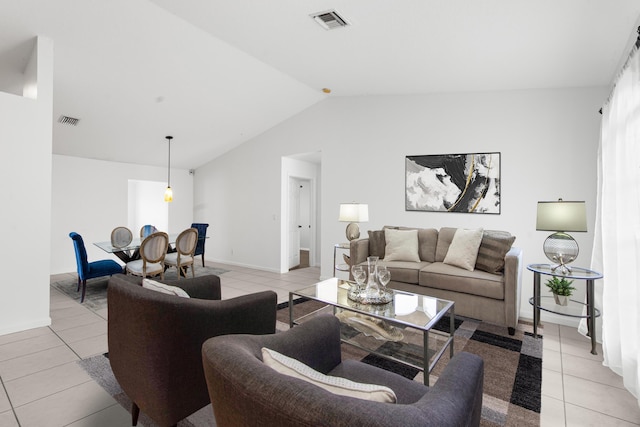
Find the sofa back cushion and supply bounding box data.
[417,228,438,262]
[435,227,458,262]
[368,230,386,258]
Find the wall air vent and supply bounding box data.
[310,10,350,30]
[58,115,79,126]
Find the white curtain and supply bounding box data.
[583,44,640,405]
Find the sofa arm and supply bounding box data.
[503,246,523,332]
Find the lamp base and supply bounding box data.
[345,223,360,241]
[543,232,578,275]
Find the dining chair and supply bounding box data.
[125,231,169,279]
[164,228,198,279]
[140,224,159,238]
[110,226,133,248]
[190,223,209,267]
[69,232,123,303]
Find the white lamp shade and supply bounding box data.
[339,203,369,222]
[536,201,586,232]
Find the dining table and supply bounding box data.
[94,233,180,263]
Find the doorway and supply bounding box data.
[289,178,311,270]
[280,154,320,273]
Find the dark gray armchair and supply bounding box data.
[202,314,484,427]
[107,273,277,427]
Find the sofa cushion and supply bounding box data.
[368,230,386,258]
[417,228,438,262]
[261,348,397,403]
[142,278,190,298]
[475,231,516,274]
[384,229,421,262]
[377,260,431,284]
[435,227,458,262]
[443,228,484,271]
[419,262,505,300]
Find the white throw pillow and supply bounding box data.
[142,278,190,298]
[383,229,420,262]
[261,348,397,403]
[443,228,484,271]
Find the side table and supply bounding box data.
[527,263,602,355]
[333,243,350,277]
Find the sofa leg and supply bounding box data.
[131,402,140,426]
[508,327,515,336]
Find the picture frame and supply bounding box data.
[405,152,501,214]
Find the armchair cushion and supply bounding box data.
[262,347,397,403]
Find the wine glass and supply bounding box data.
[377,266,391,295]
[351,265,366,291]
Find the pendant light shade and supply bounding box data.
[165,136,173,202]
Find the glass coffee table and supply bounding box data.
[289,278,455,384]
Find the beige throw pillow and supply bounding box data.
[384,229,420,262]
[443,228,484,271]
[142,278,190,298]
[261,348,397,403]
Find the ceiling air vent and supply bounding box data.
[58,115,79,126]
[311,10,350,30]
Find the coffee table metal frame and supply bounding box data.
[289,278,455,385]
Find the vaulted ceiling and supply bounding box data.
[1,0,639,169]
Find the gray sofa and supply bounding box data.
[350,226,522,334]
[202,314,484,427]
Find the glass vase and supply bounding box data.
[363,256,380,299]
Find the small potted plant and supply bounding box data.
[545,276,576,306]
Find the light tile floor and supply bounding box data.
[0,262,638,426]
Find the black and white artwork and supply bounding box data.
[405,152,501,214]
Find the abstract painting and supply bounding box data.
[405,152,501,214]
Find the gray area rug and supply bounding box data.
[52,265,228,311]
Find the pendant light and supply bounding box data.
[164,136,173,202]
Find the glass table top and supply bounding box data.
[291,278,454,332]
[527,263,603,280]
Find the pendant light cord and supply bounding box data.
[166,135,173,187]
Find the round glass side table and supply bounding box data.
[527,263,602,355]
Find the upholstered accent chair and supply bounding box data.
[69,232,123,303]
[164,228,198,279]
[108,274,277,427]
[125,231,168,279]
[190,223,209,267]
[202,314,484,427]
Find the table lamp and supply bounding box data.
[536,199,587,273]
[339,203,369,241]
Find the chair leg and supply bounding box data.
[191,264,195,278]
[80,279,87,303]
[76,277,81,292]
[131,402,140,426]
[201,254,205,267]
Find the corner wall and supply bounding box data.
[0,37,53,335]
[194,87,607,324]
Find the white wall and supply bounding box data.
[51,155,194,274]
[194,87,607,325]
[0,37,53,335]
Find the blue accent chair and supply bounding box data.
[69,232,123,303]
[191,223,209,267]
